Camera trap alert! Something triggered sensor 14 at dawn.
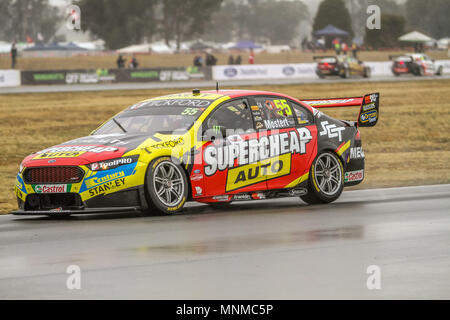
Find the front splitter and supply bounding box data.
[11,206,142,215]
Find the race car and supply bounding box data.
[314,55,371,79]
[390,53,443,76]
[13,89,380,216]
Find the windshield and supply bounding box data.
[93,99,211,135]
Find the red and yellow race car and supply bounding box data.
[14,89,379,216]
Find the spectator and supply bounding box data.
[129,55,139,69]
[116,54,126,68]
[301,37,308,51]
[205,53,217,66]
[351,43,359,58]
[248,48,255,64]
[193,55,203,67]
[228,55,234,65]
[342,42,349,55]
[333,38,341,55]
[317,37,325,52]
[235,55,242,65]
[11,42,17,69]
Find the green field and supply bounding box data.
[1,79,449,214]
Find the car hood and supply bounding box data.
[22,133,155,167]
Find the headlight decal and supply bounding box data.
[89,155,139,171]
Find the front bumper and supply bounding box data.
[12,206,142,216]
[15,186,148,215]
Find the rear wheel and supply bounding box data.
[436,66,443,76]
[301,151,344,204]
[144,157,188,215]
[363,67,371,78]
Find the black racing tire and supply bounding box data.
[341,68,350,79]
[301,151,344,205]
[144,157,188,215]
[393,72,400,77]
[415,66,424,76]
[363,67,371,78]
[419,66,425,76]
[436,66,443,76]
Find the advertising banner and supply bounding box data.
[213,60,450,80]
[21,69,116,85]
[365,62,392,76]
[0,70,21,87]
[436,60,450,74]
[21,67,212,85]
[212,64,316,81]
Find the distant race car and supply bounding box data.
[14,89,380,216]
[314,55,371,79]
[390,53,443,76]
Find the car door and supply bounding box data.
[422,55,435,74]
[251,96,316,191]
[195,98,265,197]
[347,57,362,75]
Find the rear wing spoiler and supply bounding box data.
[389,55,411,61]
[389,55,401,60]
[313,56,337,60]
[301,92,380,127]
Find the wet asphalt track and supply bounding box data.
[0,184,449,299]
[1,75,450,94]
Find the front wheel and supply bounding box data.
[144,157,188,215]
[415,66,424,76]
[341,67,350,79]
[301,151,344,204]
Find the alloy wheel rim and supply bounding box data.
[314,153,342,196]
[153,161,184,207]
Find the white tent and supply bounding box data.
[0,41,11,53]
[150,42,176,54]
[399,31,434,43]
[437,38,450,50]
[117,42,176,54]
[117,43,152,53]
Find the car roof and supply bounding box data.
[139,90,314,113]
[202,89,314,112]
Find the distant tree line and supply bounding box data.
[1,0,448,50]
[0,0,61,43]
[313,0,450,49]
[77,0,310,50]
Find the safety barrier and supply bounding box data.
[0,70,21,87]
[2,60,449,88]
[212,60,450,80]
[20,66,212,85]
